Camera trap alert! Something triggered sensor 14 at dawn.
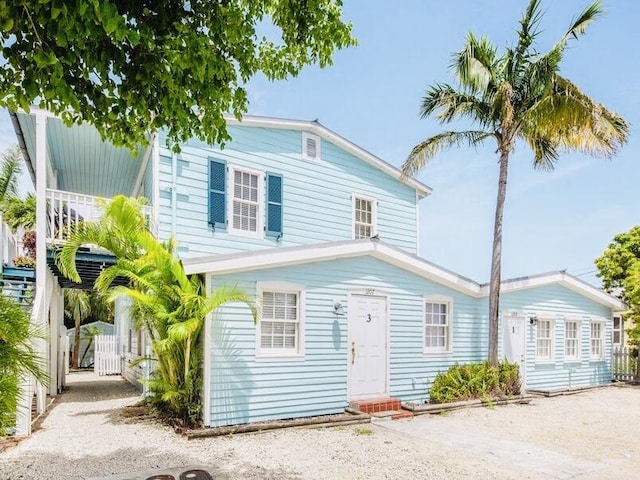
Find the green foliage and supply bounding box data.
[429,360,521,404]
[57,195,256,427]
[402,0,628,365]
[2,193,36,233]
[596,225,640,349]
[0,294,47,436]
[0,1,356,150]
[0,145,21,203]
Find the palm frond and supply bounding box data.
[510,0,543,78]
[0,145,23,201]
[522,75,628,159]
[453,32,498,95]
[402,131,496,177]
[420,84,494,127]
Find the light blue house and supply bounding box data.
[8,111,625,432]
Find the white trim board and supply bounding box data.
[182,239,625,309]
[224,114,432,199]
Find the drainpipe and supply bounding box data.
[171,150,177,237]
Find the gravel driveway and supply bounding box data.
[1,372,639,479]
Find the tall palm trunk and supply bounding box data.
[488,146,511,365]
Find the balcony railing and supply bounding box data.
[46,189,154,244]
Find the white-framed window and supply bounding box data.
[564,319,580,362]
[256,282,305,361]
[228,165,264,238]
[302,132,321,161]
[536,318,554,361]
[353,194,377,239]
[613,315,623,346]
[590,320,605,360]
[423,295,453,354]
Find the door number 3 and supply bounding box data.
[366,314,372,323]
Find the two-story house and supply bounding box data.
[9,110,625,433]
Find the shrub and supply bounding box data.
[429,360,520,404]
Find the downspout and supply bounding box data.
[171,150,177,237]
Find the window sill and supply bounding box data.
[228,229,264,240]
[563,359,581,365]
[535,358,555,365]
[423,350,453,357]
[255,354,305,363]
[589,357,606,363]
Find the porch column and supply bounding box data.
[34,111,48,413]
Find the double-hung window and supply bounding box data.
[564,320,580,361]
[536,318,554,361]
[613,315,623,346]
[590,321,604,360]
[353,195,376,239]
[257,283,305,360]
[230,167,261,236]
[424,296,452,353]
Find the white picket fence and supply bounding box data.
[94,335,120,376]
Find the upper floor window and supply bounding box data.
[353,195,376,239]
[536,318,554,361]
[613,315,623,346]
[424,296,452,354]
[590,321,605,360]
[564,320,580,361]
[257,282,305,360]
[208,158,283,239]
[302,132,321,161]
[230,167,261,235]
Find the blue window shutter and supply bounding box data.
[265,173,283,238]
[208,158,226,229]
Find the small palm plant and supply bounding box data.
[57,195,256,426]
[0,294,47,436]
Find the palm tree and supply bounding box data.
[56,195,256,425]
[2,193,36,232]
[64,289,91,369]
[402,0,628,365]
[0,145,22,204]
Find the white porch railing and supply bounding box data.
[46,189,154,244]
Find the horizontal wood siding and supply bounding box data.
[207,256,483,427]
[500,285,613,391]
[157,127,418,256]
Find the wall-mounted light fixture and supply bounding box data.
[529,315,538,325]
[333,300,344,315]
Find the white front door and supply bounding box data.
[501,315,526,388]
[348,294,387,398]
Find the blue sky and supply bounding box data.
[0,0,637,286]
[245,0,640,285]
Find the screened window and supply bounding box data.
[354,196,375,239]
[424,300,451,353]
[590,321,604,360]
[565,320,579,361]
[260,291,300,354]
[536,319,553,360]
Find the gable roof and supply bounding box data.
[182,239,625,310]
[224,114,432,199]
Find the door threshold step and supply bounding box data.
[349,397,402,414]
[370,410,414,420]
